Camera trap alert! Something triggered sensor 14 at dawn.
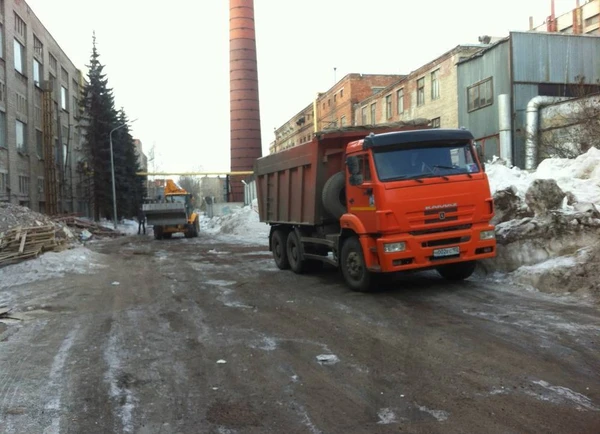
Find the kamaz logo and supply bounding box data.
[424,203,457,211]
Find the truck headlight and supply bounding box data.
[480,230,495,240]
[384,242,406,253]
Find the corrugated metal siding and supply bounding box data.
[457,41,511,159]
[512,32,600,84]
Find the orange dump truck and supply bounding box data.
[254,125,496,291]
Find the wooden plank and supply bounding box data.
[18,232,27,253]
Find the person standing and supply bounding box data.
[137,206,146,235]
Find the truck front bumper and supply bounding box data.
[370,223,496,272]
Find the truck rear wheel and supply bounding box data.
[193,218,200,237]
[341,237,372,292]
[154,226,163,240]
[286,231,304,274]
[436,261,476,281]
[322,171,347,219]
[271,229,290,270]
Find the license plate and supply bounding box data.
[433,246,460,258]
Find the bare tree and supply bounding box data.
[177,176,202,205]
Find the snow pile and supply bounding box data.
[485,148,600,300]
[487,147,600,209]
[200,201,269,245]
[98,218,140,235]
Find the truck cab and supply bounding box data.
[340,129,495,289]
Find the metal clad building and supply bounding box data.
[458,31,600,168]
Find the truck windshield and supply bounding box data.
[373,142,480,182]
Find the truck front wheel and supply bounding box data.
[436,261,476,281]
[271,229,290,270]
[341,237,372,292]
[286,231,304,274]
[154,226,163,240]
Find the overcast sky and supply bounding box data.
[27,0,577,173]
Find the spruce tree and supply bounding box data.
[79,34,118,221]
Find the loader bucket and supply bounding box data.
[143,202,188,226]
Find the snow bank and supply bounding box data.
[485,148,600,301]
[200,201,269,246]
[487,147,600,207]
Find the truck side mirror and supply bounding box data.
[346,156,360,175]
[346,156,363,185]
[474,143,486,172]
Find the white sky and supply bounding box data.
[26,0,578,173]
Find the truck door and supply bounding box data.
[346,153,378,233]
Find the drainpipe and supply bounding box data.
[498,94,512,166]
[525,95,570,169]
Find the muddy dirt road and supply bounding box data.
[1,233,599,433]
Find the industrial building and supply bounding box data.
[269,74,402,154]
[0,0,88,213]
[354,45,485,130]
[531,0,600,35]
[457,31,600,168]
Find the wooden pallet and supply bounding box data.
[0,225,67,267]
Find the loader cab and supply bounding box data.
[166,193,194,216]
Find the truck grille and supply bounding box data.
[410,224,471,236]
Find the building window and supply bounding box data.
[34,35,43,57]
[361,106,367,125]
[19,175,29,195]
[0,81,5,104]
[431,70,440,100]
[14,13,26,38]
[61,86,68,110]
[38,177,44,195]
[370,103,376,125]
[61,67,68,81]
[49,54,58,71]
[13,39,24,73]
[0,111,5,148]
[16,120,26,152]
[0,25,4,58]
[431,117,441,128]
[16,93,26,115]
[36,129,43,158]
[385,94,392,119]
[0,171,7,195]
[397,88,404,114]
[33,59,42,87]
[467,77,494,112]
[340,115,346,127]
[340,89,344,98]
[417,78,425,106]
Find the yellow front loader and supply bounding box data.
[143,179,200,240]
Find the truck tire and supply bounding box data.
[436,261,476,281]
[184,224,194,238]
[271,229,290,270]
[341,236,372,292]
[154,226,163,240]
[163,232,172,239]
[322,171,347,219]
[286,231,304,274]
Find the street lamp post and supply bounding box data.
[109,119,137,229]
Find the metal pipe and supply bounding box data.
[498,94,512,166]
[525,96,569,169]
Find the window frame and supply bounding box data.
[370,103,376,125]
[396,88,404,114]
[13,39,25,74]
[431,69,440,100]
[417,77,425,106]
[467,77,494,112]
[16,119,26,152]
[385,94,392,119]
